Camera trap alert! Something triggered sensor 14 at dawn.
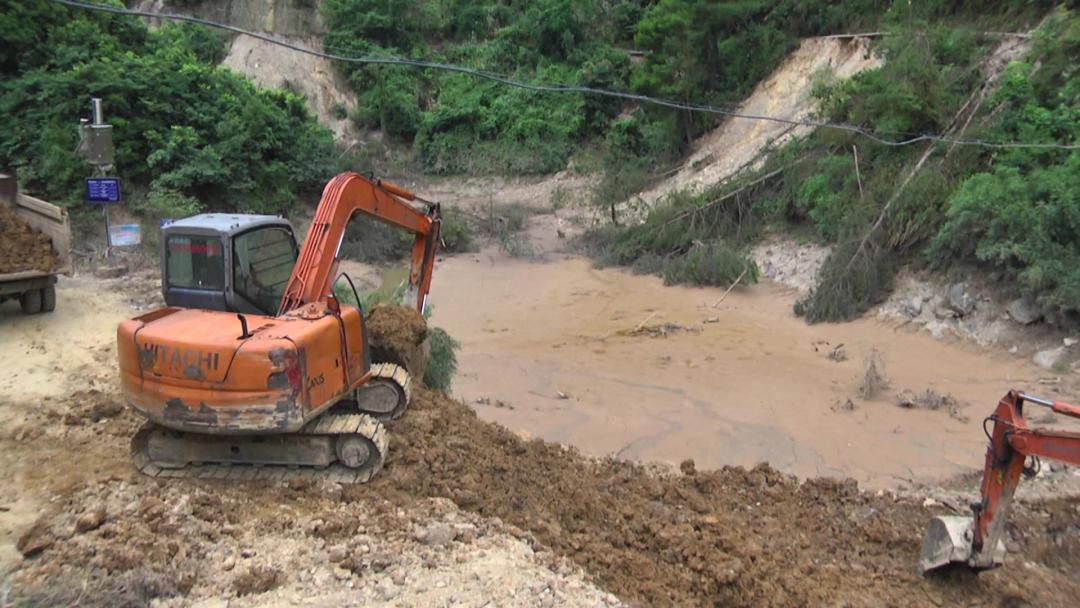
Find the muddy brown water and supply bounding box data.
[431,248,1059,490]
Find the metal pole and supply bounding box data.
[99,165,111,260]
[91,98,104,126]
[90,98,111,260]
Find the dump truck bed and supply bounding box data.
[0,173,72,284]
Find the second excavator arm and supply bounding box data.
[278,172,441,317]
[919,390,1080,574]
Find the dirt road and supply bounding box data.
[431,247,1060,489]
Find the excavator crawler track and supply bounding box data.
[131,412,389,484]
[355,362,412,420]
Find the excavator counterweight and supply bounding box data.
[118,173,440,483]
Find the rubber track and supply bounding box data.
[131,413,389,484]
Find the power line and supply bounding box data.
[49,0,1080,151]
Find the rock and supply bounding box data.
[1033,347,1066,370]
[240,548,257,558]
[1043,305,1060,327]
[414,523,455,546]
[899,296,923,319]
[453,522,478,543]
[1065,338,1078,348]
[375,583,401,600]
[933,304,956,320]
[16,521,53,557]
[1006,297,1042,325]
[925,320,949,341]
[831,398,856,413]
[74,505,106,533]
[327,544,348,563]
[945,283,975,317]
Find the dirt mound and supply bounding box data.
[0,206,56,274]
[367,304,428,381]
[5,386,1078,606]
[7,465,615,608]
[364,387,1080,606]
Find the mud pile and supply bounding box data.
[371,387,1080,606]
[0,206,56,274]
[7,387,1080,607]
[9,475,617,608]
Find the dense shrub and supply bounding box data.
[929,11,1080,314]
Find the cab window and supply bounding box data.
[166,235,225,290]
[233,226,297,315]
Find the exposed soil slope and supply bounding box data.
[635,36,882,207]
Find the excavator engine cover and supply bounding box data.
[919,515,1004,574]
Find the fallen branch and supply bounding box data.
[819,32,886,39]
[633,311,658,333]
[712,267,749,307]
[658,157,809,230]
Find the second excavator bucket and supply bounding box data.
[919,515,1005,574]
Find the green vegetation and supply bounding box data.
[590,185,760,287]
[0,0,335,220]
[321,0,910,180]
[929,11,1080,316]
[591,1,1068,321]
[4,0,1078,327]
[424,326,460,391]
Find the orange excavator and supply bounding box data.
[920,390,1080,573]
[117,172,440,483]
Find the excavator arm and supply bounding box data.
[278,172,441,316]
[919,390,1080,574]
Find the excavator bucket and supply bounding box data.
[919,515,1004,574]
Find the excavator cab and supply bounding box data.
[161,214,298,316]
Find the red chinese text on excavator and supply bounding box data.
[117,172,440,483]
[920,390,1080,573]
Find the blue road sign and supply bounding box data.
[86,177,121,204]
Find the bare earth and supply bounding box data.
[1,244,1079,606]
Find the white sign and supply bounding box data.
[109,223,141,247]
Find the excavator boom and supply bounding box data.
[920,390,1080,573]
[279,173,440,316]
